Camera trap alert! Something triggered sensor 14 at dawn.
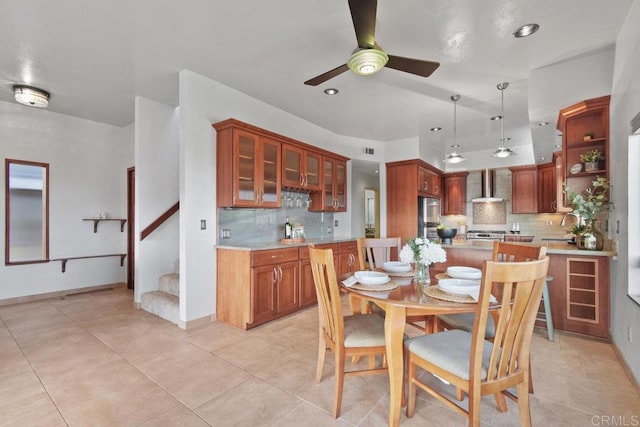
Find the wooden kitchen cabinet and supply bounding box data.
[282,143,322,191]
[337,240,358,276]
[509,165,538,214]
[387,159,443,243]
[418,165,442,197]
[298,243,338,308]
[557,95,610,204]
[214,119,281,208]
[537,162,555,213]
[309,156,347,212]
[442,172,469,215]
[217,247,300,329]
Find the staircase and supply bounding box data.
[140,272,179,325]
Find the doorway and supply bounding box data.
[364,188,380,238]
[127,167,135,289]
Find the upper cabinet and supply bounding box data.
[442,172,469,215]
[557,95,610,203]
[282,144,322,191]
[214,119,349,210]
[214,120,281,208]
[536,152,572,214]
[509,165,538,214]
[418,165,442,198]
[309,156,347,212]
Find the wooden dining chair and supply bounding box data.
[405,256,550,427]
[437,241,547,396]
[308,244,388,418]
[356,237,401,270]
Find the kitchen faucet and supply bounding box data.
[560,212,582,228]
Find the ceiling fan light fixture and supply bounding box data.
[513,23,540,38]
[347,48,389,75]
[13,85,50,108]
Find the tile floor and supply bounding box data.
[0,286,638,426]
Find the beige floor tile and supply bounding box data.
[185,320,253,353]
[195,377,301,427]
[210,333,290,371]
[0,351,33,380]
[138,404,211,427]
[0,370,47,409]
[0,391,67,427]
[276,402,354,426]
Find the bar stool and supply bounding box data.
[537,275,555,341]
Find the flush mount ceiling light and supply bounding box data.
[491,82,516,158]
[443,94,465,164]
[513,23,540,38]
[13,85,50,108]
[347,48,389,75]
[323,88,339,95]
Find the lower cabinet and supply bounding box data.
[217,240,356,329]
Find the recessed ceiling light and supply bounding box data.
[513,23,540,38]
[490,115,503,121]
[554,144,561,148]
[324,88,339,95]
[538,121,549,127]
[501,137,511,142]
[430,127,442,132]
[539,156,546,161]
[13,85,50,108]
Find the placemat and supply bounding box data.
[424,286,476,303]
[435,273,452,280]
[382,269,415,278]
[349,281,399,292]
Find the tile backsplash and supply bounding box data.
[218,207,334,244]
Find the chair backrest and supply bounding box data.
[356,237,402,270]
[492,241,547,262]
[309,244,344,346]
[471,257,550,387]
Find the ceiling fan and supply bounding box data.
[304,0,440,86]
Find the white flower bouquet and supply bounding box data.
[399,237,447,265]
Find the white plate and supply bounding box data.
[446,266,482,280]
[570,163,582,174]
[354,271,390,285]
[382,261,412,273]
[438,278,480,295]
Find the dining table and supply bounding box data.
[341,270,498,427]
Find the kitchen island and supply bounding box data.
[437,240,616,340]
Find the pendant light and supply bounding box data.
[443,94,465,164]
[491,82,516,158]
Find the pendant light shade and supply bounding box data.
[443,94,465,164]
[491,82,516,158]
[13,85,50,108]
[347,48,389,75]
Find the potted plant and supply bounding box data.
[583,132,594,141]
[580,149,604,172]
[563,177,610,250]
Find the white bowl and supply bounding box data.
[437,278,480,295]
[382,261,412,273]
[354,271,390,285]
[446,266,482,280]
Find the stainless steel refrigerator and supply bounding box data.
[418,196,441,240]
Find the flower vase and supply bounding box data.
[576,219,604,251]
[414,262,431,284]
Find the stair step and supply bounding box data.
[140,291,179,325]
[159,273,179,296]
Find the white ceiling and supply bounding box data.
[0,0,633,167]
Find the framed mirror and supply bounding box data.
[5,159,49,264]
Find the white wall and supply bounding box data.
[610,0,640,382]
[0,100,132,300]
[134,97,180,303]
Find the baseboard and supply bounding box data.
[179,313,216,330]
[0,282,127,306]
[611,340,640,395]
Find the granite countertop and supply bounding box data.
[442,239,617,257]
[216,237,358,251]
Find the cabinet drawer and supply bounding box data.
[299,243,338,260]
[252,248,299,266]
[338,241,357,253]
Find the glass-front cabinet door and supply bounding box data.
[233,130,258,207]
[334,159,347,211]
[322,157,335,210]
[282,144,322,191]
[260,137,281,208]
[304,151,322,191]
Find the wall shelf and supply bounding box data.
[50,253,126,273]
[83,218,126,233]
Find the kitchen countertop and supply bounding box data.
[442,239,616,257]
[216,237,357,251]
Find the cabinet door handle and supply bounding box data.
[278,266,283,282]
[272,267,277,284]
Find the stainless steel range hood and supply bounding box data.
[472,169,504,202]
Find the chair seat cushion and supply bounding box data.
[405,329,494,380]
[343,314,386,347]
[437,313,495,338]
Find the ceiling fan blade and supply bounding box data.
[348,0,377,49]
[304,64,349,86]
[386,55,440,78]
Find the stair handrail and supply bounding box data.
[140,202,179,240]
